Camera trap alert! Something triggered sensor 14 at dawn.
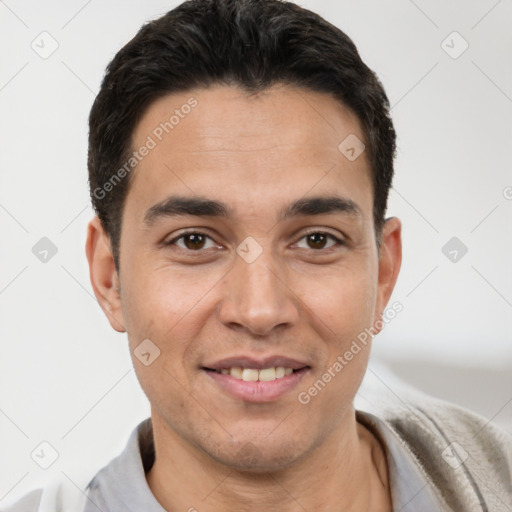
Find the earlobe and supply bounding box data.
[374,216,402,327]
[85,216,126,333]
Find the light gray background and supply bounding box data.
[1,0,511,506]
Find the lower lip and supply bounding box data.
[204,368,309,402]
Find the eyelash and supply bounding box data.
[165,229,345,252]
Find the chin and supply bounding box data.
[210,437,309,474]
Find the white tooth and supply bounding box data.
[275,366,286,379]
[284,367,293,376]
[230,367,243,379]
[259,367,276,381]
[242,368,259,382]
[221,369,229,375]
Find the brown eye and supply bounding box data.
[296,232,342,250]
[167,232,217,251]
[307,233,327,249]
[183,233,206,250]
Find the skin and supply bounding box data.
[86,83,402,511]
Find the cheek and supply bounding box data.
[295,271,376,431]
[121,265,212,339]
[120,270,201,411]
[120,266,222,401]
[301,259,377,338]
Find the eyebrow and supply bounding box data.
[279,195,362,221]
[143,196,232,225]
[143,194,362,226]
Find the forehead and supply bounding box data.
[133,83,366,152]
[127,84,373,222]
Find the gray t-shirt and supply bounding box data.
[83,413,445,511]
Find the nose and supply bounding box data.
[218,245,300,337]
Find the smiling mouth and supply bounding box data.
[203,366,309,382]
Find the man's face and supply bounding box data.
[97,84,400,471]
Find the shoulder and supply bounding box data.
[1,419,149,512]
[356,365,512,510]
[357,365,512,465]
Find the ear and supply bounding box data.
[85,216,126,332]
[374,216,402,328]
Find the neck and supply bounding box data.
[146,410,391,512]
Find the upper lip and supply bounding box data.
[203,355,310,371]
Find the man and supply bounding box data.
[4,0,511,511]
